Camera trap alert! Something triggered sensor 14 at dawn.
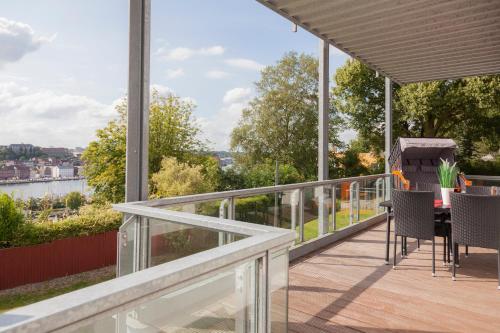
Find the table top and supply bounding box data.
[379,200,450,213]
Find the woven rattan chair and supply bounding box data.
[392,189,436,276]
[450,193,500,289]
[466,185,494,195]
[416,182,442,200]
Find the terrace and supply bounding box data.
[1,1,499,332]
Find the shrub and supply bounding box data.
[8,205,122,248]
[65,192,84,211]
[0,194,24,245]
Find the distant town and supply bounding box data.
[0,143,85,183]
[0,144,234,183]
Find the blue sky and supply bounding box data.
[0,0,352,149]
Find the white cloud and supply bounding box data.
[160,45,225,61]
[150,83,174,98]
[166,68,184,79]
[205,70,230,79]
[225,58,264,71]
[0,82,118,147]
[199,46,225,56]
[223,87,252,105]
[199,87,253,150]
[165,47,195,61]
[0,17,54,66]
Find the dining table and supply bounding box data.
[379,199,458,265]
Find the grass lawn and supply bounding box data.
[296,209,378,242]
[0,271,114,313]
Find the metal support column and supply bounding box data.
[318,39,329,235]
[126,0,151,203]
[384,77,393,199]
[126,0,151,277]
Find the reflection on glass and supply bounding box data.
[71,260,259,333]
[269,248,289,333]
[149,218,245,267]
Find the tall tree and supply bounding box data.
[231,52,342,179]
[333,60,500,161]
[82,90,210,203]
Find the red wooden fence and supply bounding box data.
[0,231,117,290]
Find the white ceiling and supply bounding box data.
[257,0,500,84]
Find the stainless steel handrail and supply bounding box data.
[126,174,389,208]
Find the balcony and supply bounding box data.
[1,175,498,332]
[1,0,499,332]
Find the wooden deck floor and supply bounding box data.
[288,221,500,333]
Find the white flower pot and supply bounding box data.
[441,188,454,206]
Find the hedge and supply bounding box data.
[4,206,122,248]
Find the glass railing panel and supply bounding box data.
[70,258,259,333]
[358,178,378,222]
[148,218,246,268]
[302,187,319,241]
[269,248,289,333]
[335,181,352,230]
[117,216,137,276]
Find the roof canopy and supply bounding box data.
[399,138,457,152]
[258,0,500,84]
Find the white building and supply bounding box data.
[51,165,74,178]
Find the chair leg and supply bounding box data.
[400,236,403,258]
[405,237,408,256]
[443,236,447,265]
[417,239,420,251]
[465,245,469,257]
[452,240,456,281]
[447,236,451,263]
[497,249,500,290]
[432,237,436,277]
[393,232,397,269]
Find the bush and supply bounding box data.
[0,194,24,245]
[7,205,122,248]
[65,192,84,211]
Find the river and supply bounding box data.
[0,179,92,200]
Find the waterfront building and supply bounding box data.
[52,165,74,178]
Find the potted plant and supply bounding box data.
[437,158,459,206]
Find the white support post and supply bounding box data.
[385,77,393,199]
[126,0,151,276]
[126,0,150,203]
[318,39,329,235]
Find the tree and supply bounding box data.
[65,192,84,211]
[0,193,24,245]
[82,90,208,203]
[333,60,500,164]
[231,52,343,179]
[242,162,304,188]
[151,157,216,197]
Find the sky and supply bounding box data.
[0,0,353,150]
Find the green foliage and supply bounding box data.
[437,159,459,188]
[218,167,246,191]
[231,52,343,179]
[460,156,500,176]
[82,90,207,203]
[0,194,24,244]
[65,192,84,211]
[151,157,216,197]
[8,205,121,248]
[243,162,304,188]
[333,60,500,166]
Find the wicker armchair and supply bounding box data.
[466,186,494,195]
[416,183,442,200]
[392,189,436,276]
[450,193,500,289]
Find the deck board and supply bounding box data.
[288,222,500,333]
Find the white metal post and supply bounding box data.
[126,0,150,203]
[385,77,393,199]
[318,39,329,235]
